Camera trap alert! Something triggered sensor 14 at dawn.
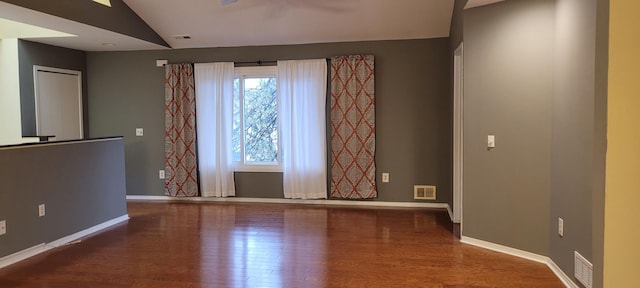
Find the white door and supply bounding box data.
[34,66,83,141]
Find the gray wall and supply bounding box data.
[550,0,601,284]
[18,40,88,137]
[548,0,609,286]
[0,138,128,258]
[462,0,555,255]
[87,39,452,203]
[462,1,608,284]
[0,0,167,47]
[234,172,284,198]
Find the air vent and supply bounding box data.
[575,251,593,288]
[414,185,436,200]
[173,35,192,40]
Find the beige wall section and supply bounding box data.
[0,38,22,145]
[604,0,640,286]
[462,0,554,255]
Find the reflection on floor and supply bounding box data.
[0,201,563,288]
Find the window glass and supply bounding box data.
[233,66,280,170]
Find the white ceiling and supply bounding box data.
[0,0,506,51]
[123,0,455,49]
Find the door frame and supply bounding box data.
[33,65,83,139]
[453,43,464,226]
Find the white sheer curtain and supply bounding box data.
[194,62,235,197]
[278,59,328,199]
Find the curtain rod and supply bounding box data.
[234,60,277,66]
[234,58,332,66]
[160,56,369,68]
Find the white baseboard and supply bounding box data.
[0,244,47,270]
[461,236,548,263]
[127,195,451,210]
[461,236,579,288]
[547,258,580,288]
[47,215,130,248]
[0,214,129,270]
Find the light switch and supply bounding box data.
[136,128,144,137]
[156,59,168,67]
[487,135,496,148]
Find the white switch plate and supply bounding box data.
[39,204,46,217]
[135,128,144,136]
[156,59,168,67]
[0,220,6,236]
[382,173,389,183]
[558,218,564,237]
[159,170,165,179]
[487,135,496,148]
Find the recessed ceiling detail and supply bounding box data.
[0,1,167,51]
[92,0,112,8]
[0,18,75,39]
[465,0,506,9]
[0,0,168,49]
[220,0,238,6]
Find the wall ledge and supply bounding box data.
[0,214,129,270]
[461,236,579,288]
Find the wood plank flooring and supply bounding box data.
[0,201,564,288]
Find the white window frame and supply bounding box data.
[233,66,282,172]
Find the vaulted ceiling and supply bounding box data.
[0,0,503,51]
[123,0,454,49]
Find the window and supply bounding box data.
[193,60,327,198]
[233,66,280,171]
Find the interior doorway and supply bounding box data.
[33,65,83,141]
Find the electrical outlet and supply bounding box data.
[159,170,165,179]
[558,218,564,237]
[382,173,389,183]
[0,220,6,236]
[135,128,144,136]
[39,204,46,217]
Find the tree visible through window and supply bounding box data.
[233,67,279,168]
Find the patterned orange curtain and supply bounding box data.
[330,55,377,199]
[165,64,198,197]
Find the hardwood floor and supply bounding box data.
[0,201,564,288]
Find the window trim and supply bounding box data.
[233,66,281,172]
